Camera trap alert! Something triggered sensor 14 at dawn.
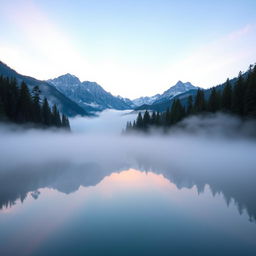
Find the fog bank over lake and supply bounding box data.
[70,109,137,134]
[1,110,256,173]
[1,110,256,255]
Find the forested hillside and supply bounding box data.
[0,76,70,130]
[0,61,88,117]
[127,65,256,132]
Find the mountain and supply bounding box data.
[48,74,133,112]
[154,81,198,104]
[0,61,211,115]
[117,96,136,108]
[135,89,199,112]
[132,95,160,106]
[0,61,88,117]
[133,81,198,107]
[135,73,246,112]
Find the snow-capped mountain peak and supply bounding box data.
[50,73,81,85]
[48,73,199,111]
[160,81,197,98]
[132,94,160,107]
[47,75,133,112]
[132,81,198,107]
[175,80,194,88]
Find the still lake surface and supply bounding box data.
[0,110,256,256]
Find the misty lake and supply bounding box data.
[1,110,256,256]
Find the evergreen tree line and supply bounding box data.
[127,64,256,132]
[0,76,70,130]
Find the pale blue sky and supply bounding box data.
[1,0,256,98]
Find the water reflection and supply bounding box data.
[1,158,256,223]
[1,168,256,256]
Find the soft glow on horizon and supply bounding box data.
[1,0,256,98]
[98,169,176,192]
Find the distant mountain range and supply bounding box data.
[47,74,199,112]
[133,81,198,107]
[0,60,203,116]
[135,74,243,112]
[48,74,132,112]
[7,60,246,117]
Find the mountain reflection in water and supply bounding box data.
[1,158,256,222]
[1,118,256,256]
[1,162,256,256]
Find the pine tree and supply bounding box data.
[0,98,6,120]
[208,87,220,113]
[52,104,62,127]
[194,89,205,113]
[187,95,193,115]
[65,115,70,130]
[6,78,19,121]
[42,98,51,126]
[142,110,151,130]
[170,99,185,124]
[125,121,132,132]
[244,65,256,117]
[221,79,232,112]
[17,82,32,123]
[151,111,156,125]
[61,114,66,127]
[165,107,171,125]
[136,112,143,129]
[232,72,244,116]
[155,111,161,126]
[32,86,42,123]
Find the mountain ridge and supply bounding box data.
[0,60,203,115]
[133,81,199,107]
[0,61,88,117]
[48,74,133,112]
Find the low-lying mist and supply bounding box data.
[172,113,256,138]
[1,110,256,219]
[1,111,255,172]
[71,109,137,134]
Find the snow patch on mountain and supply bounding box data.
[133,81,198,107]
[48,74,133,112]
[132,95,160,106]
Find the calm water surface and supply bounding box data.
[1,111,256,255]
[0,167,256,256]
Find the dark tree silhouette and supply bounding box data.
[170,99,185,124]
[142,110,151,129]
[244,65,256,117]
[42,98,52,126]
[52,104,62,127]
[17,82,32,123]
[136,112,143,129]
[32,86,42,123]
[61,114,70,130]
[232,72,245,116]
[186,95,193,115]
[127,64,256,133]
[221,79,232,112]
[208,87,220,113]
[0,77,70,130]
[194,89,206,113]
